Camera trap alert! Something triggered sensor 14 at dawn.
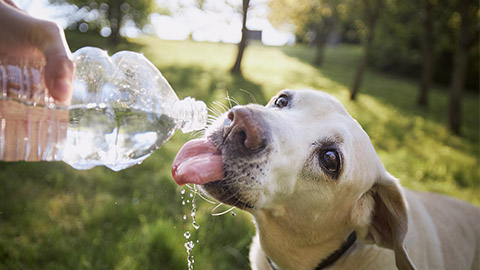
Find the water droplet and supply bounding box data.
[132,197,139,205]
[192,222,200,230]
[180,185,200,270]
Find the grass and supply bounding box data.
[0,34,478,269]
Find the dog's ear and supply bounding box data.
[353,174,417,270]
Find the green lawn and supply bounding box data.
[0,35,478,269]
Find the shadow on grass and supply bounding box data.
[159,65,267,106]
[280,44,479,144]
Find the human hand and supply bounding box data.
[0,0,74,103]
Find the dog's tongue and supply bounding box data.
[172,139,224,185]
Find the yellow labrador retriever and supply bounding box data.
[172,89,479,270]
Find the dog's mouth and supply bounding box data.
[172,106,270,210]
[171,136,260,210]
[202,179,255,209]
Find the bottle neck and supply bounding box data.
[171,97,207,133]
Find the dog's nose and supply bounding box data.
[226,107,266,151]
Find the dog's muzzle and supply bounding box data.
[223,106,268,153]
[172,105,270,209]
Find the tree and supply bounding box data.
[447,0,478,134]
[269,0,340,66]
[417,0,435,107]
[349,0,383,100]
[50,0,156,46]
[365,0,478,106]
[231,0,251,75]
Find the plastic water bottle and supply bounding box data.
[0,47,207,171]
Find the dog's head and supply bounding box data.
[173,89,415,269]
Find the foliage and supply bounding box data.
[269,0,479,90]
[0,35,478,269]
[269,0,342,66]
[368,0,479,90]
[269,0,338,44]
[50,0,157,45]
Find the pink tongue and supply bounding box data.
[172,139,224,185]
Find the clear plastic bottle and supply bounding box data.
[0,47,207,171]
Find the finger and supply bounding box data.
[44,53,74,103]
[38,21,74,103]
[4,0,20,9]
[0,2,74,103]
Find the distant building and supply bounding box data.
[246,29,262,41]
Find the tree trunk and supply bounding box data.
[312,18,335,67]
[312,35,327,66]
[350,0,382,100]
[447,47,467,134]
[447,0,476,134]
[108,1,122,47]
[417,0,434,107]
[350,31,373,100]
[231,0,250,75]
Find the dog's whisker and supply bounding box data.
[211,202,224,213]
[211,206,236,216]
[217,180,256,207]
[190,129,205,138]
[183,184,218,204]
[208,104,225,118]
[211,101,230,114]
[225,92,234,109]
[207,115,220,125]
[196,191,219,204]
[207,114,218,121]
[239,89,257,104]
[225,95,240,108]
[184,184,195,191]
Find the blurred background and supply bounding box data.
[1,0,478,269]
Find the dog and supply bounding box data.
[172,89,480,270]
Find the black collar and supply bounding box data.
[266,231,357,270]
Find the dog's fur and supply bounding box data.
[201,89,479,270]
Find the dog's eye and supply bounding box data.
[274,95,289,108]
[319,149,341,176]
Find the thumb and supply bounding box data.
[40,22,74,104]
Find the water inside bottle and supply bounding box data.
[0,99,68,162]
[0,99,177,170]
[63,104,177,171]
